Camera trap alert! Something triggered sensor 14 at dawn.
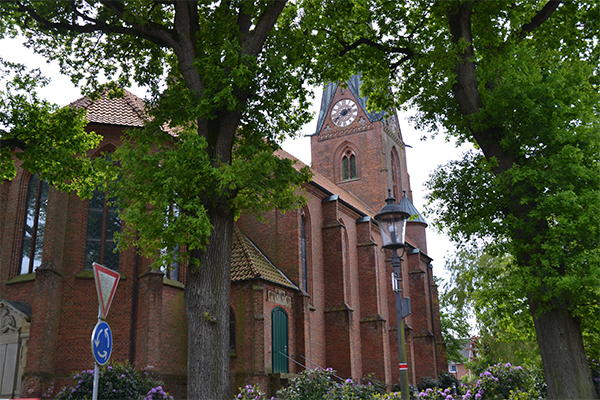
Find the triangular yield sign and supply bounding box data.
[93,262,120,319]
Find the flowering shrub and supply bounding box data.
[276,368,403,400]
[462,363,534,400]
[236,384,270,400]
[417,387,458,400]
[372,392,402,399]
[55,361,173,400]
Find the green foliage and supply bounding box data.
[0,57,103,196]
[437,276,471,364]
[235,384,266,400]
[276,368,389,400]
[417,372,462,397]
[55,362,172,400]
[443,248,542,370]
[417,387,459,400]
[462,363,538,400]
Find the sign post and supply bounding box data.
[91,263,120,400]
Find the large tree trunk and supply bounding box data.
[529,298,598,400]
[185,201,234,400]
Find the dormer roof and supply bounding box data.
[231,227,298,290]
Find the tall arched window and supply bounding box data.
[342,150,357,180]
[230,309,236,352]
[84,188,120,271]
[19,174,49,275]
[161,203,180,280]
[391,147,402,199]
[301,216,307,292]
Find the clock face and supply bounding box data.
[331,99,358,127]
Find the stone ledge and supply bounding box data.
[5,273,36,285]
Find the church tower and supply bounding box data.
[311,75,413,214]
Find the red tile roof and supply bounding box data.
[231,227,297,289]
[69,89,146,127]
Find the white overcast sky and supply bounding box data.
[1,37,473,283]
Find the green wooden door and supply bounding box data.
[271,307,289,373]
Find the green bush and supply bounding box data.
[55,361,173,400]
[417,376,439,392]
[275,368,395,400]
[462,363,535,400]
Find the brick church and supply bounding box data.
[0,76,447,399]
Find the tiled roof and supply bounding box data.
[231,227,298,289]
[69,89,147,127]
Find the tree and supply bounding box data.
[1,2,313,399]
[303,1,599,398]
[436,276,471,366]
[442,249,542,375]
[0,57,102,194]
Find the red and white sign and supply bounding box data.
[93,262,120,319]
[398,363,408,370]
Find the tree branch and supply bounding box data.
[0,137,28,151]
[339,37,414,59]
[241,0,287,56]
[17,1,175,48]
[519,0,562,37]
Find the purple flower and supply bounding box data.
[475,394,481,400]
[345,378,353,384]
[594,377,600,382]
[505,362,512,367]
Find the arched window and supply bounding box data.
[230,309,236,352]
[301,216,307,292]
[84,188,120,271]
[19,174,49,275]
[391,147,402,199]
[161,203,180,280]
[342,150,357,180]
[161,248,180,281]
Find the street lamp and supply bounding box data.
[374,190,412,400]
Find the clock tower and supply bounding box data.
[311,75,413,213]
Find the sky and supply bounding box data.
[1,37,472,284]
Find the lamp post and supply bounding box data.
[375,190,412,400]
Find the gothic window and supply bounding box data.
[230,309,236,352]
[161,203,180,281]
[342,150,357,180]
[161,247,180,281]
[19,174,49,275]
[391,147,402,199]
[84,188,120,271]
[301,216,307,292]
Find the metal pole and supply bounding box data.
[93,306,101,400]
[392,249,410,400]
[92,362,99,400]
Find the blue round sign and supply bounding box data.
[91,321,112,365]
